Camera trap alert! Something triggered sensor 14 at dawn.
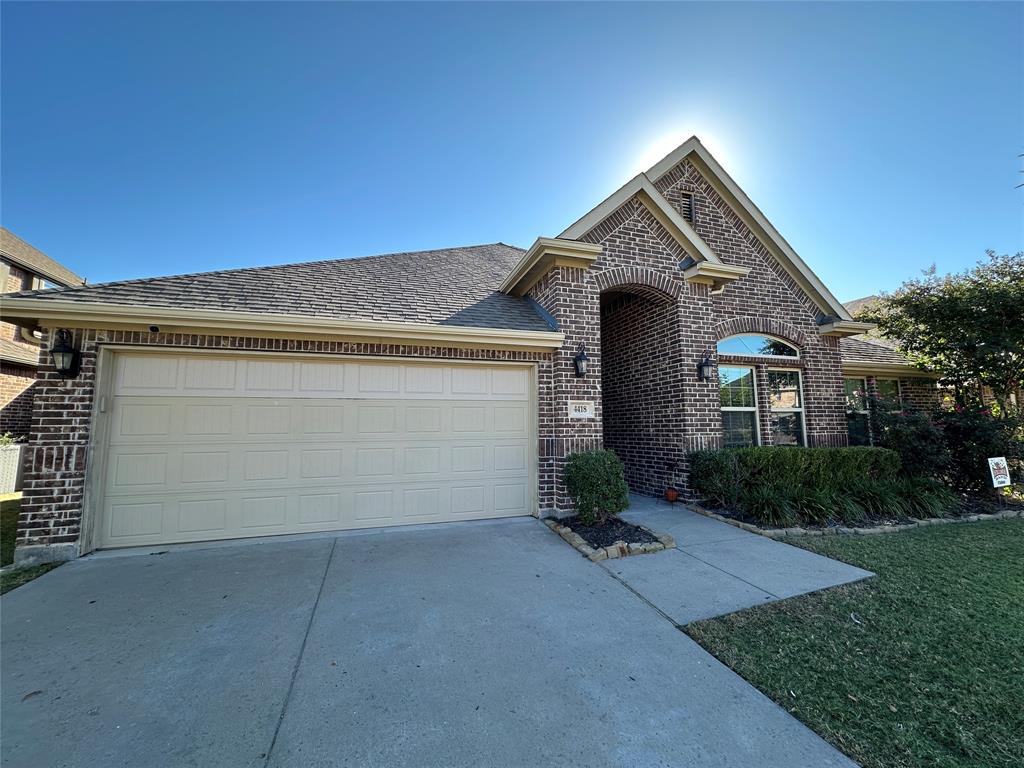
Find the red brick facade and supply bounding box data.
[526,158,849,498]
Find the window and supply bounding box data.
[719,366,758,447]
[875,378,901,410]
[717,334,798,358]
[766,370,805,446]
[845,377,870,446]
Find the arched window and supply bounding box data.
[717,334,798,358]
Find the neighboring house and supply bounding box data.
[1,137,929,565]
[0,228,85,438]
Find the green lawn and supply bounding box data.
[1,495,59,594]
[687,520,1024,768]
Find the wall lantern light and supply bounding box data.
[49,329,81,379]
[696,349,715,382]
[573,343,590,378]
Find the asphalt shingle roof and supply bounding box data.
[1,228,85,287]
[5,243,555,333]
[839,336,914,367]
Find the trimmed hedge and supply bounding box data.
[564,450,630,525]
[689,447,954,527]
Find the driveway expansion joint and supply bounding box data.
[263,538,337,766]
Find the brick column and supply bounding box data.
[16,328,96,565]
[528,266,603,513]
[676,282,721,494]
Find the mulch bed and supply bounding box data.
[558,515,658,549]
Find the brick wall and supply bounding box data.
[527,268,603,511]
[526,157,852,501]
[17,329,556,553]
[0,363,37,438]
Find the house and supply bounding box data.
[0,137,939,565]
[1,228,85,438]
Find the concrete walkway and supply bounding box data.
[2,513,860,768]
[616,495,873,624]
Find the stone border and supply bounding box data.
[688,502,1024,538]
[544,518,675,562]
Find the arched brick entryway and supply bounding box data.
[598,271,685,497]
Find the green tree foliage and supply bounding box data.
[857,251,1023,411]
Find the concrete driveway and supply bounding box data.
[2,515,859,767]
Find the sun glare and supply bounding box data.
[624,125,740,180]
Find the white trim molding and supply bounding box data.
[558,174,722,266]
[642,137,856,322]
[0,298,567,351]
[499,237,602,296]
[682,262,750,293]
[818,320,876,337]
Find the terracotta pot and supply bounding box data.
[664,487,679,503]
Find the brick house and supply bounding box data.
[0,138,939,565]
[1,228,85,439]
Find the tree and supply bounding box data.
[857,251,1024,413]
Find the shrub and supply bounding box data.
[690,446,899,502]
[564,450,629,526]
[873,406,950,479]
[689,446,959,527]
[739,484,796,527]
[934,407,1023,494]
[893,477,958,518]
[847,479,908,519]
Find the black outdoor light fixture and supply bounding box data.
[49,329,81,379]
[573,343,590,378]
[696,349,715,382]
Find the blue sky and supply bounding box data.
[2,2,1021,301]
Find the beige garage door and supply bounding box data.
[96,353,536,548]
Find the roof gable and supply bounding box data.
[557,137,854,322]
[559,173,721,266]
[649,139,852,321]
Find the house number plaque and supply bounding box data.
[568,400,595,419]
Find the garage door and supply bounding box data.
[95,353,536,548]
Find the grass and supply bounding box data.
[686,520,1024,768]
[1,494,59,594]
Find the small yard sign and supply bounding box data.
[988,457,1012,488]
[568,400,595,419]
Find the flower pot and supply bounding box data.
[664,487,679,503]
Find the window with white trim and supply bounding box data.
[766,370,805,446]
[719,366,758,447]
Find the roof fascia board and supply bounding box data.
[644,136,704,182]
[0,251,83,288]
[557,174,721,265]
[0,348,38,367]
[499,237,602,296]
[819,320,876,337]
[0,298,566,351]
[681,262,750,292]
